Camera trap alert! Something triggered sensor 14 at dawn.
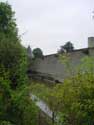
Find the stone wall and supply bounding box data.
[31,48,94,82]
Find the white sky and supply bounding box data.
[1,0,94,55]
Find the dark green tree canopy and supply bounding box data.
[0,2,39,125]
[0,2,17,36]
[59,41,74,53]
[0,2,27,89]
[32,48,43,58]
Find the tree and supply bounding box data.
[0,2,28,89]
[0,64,13,124]
[0,32,28,89]
[32,48,43,59]
[0,2,39,125]
[0,2,18,38]
[58,41,74,53]
[54,57,94,125]
[31,56,94,125]
[9,86,39,125]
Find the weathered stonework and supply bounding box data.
[29,37,94,82]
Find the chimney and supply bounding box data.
[88,37,94,48]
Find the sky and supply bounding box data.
[1,0,94,55]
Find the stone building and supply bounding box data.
[29,37,94,83]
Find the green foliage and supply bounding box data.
[0,121,13,125]
[54,74,94,125]
[2,1,94,125]
[59,53,76,77]
[31,83,62,124]
[0,2,39,125]
[78,56,94,73]
[31,57,94,125]
[9,86,39,125]
[0,64,38,125]
[63,42,74,52]
[32,48,43,59]
[0,2,17,37]
[0,2,27,89]
[58,42,74,53]
[0,65,12,123]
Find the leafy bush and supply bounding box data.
[31,57,94,125]
[0,121,13,125]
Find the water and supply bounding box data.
[30,94,53,118]
[30,94,63,125]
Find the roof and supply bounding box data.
[43,47,94,58]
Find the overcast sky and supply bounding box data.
[1,0,94,54]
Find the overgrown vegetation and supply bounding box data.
[0,2,39,125]
[1,1,94,125]
[31,56,94,125]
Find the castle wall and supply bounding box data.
[32,48,94,82]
